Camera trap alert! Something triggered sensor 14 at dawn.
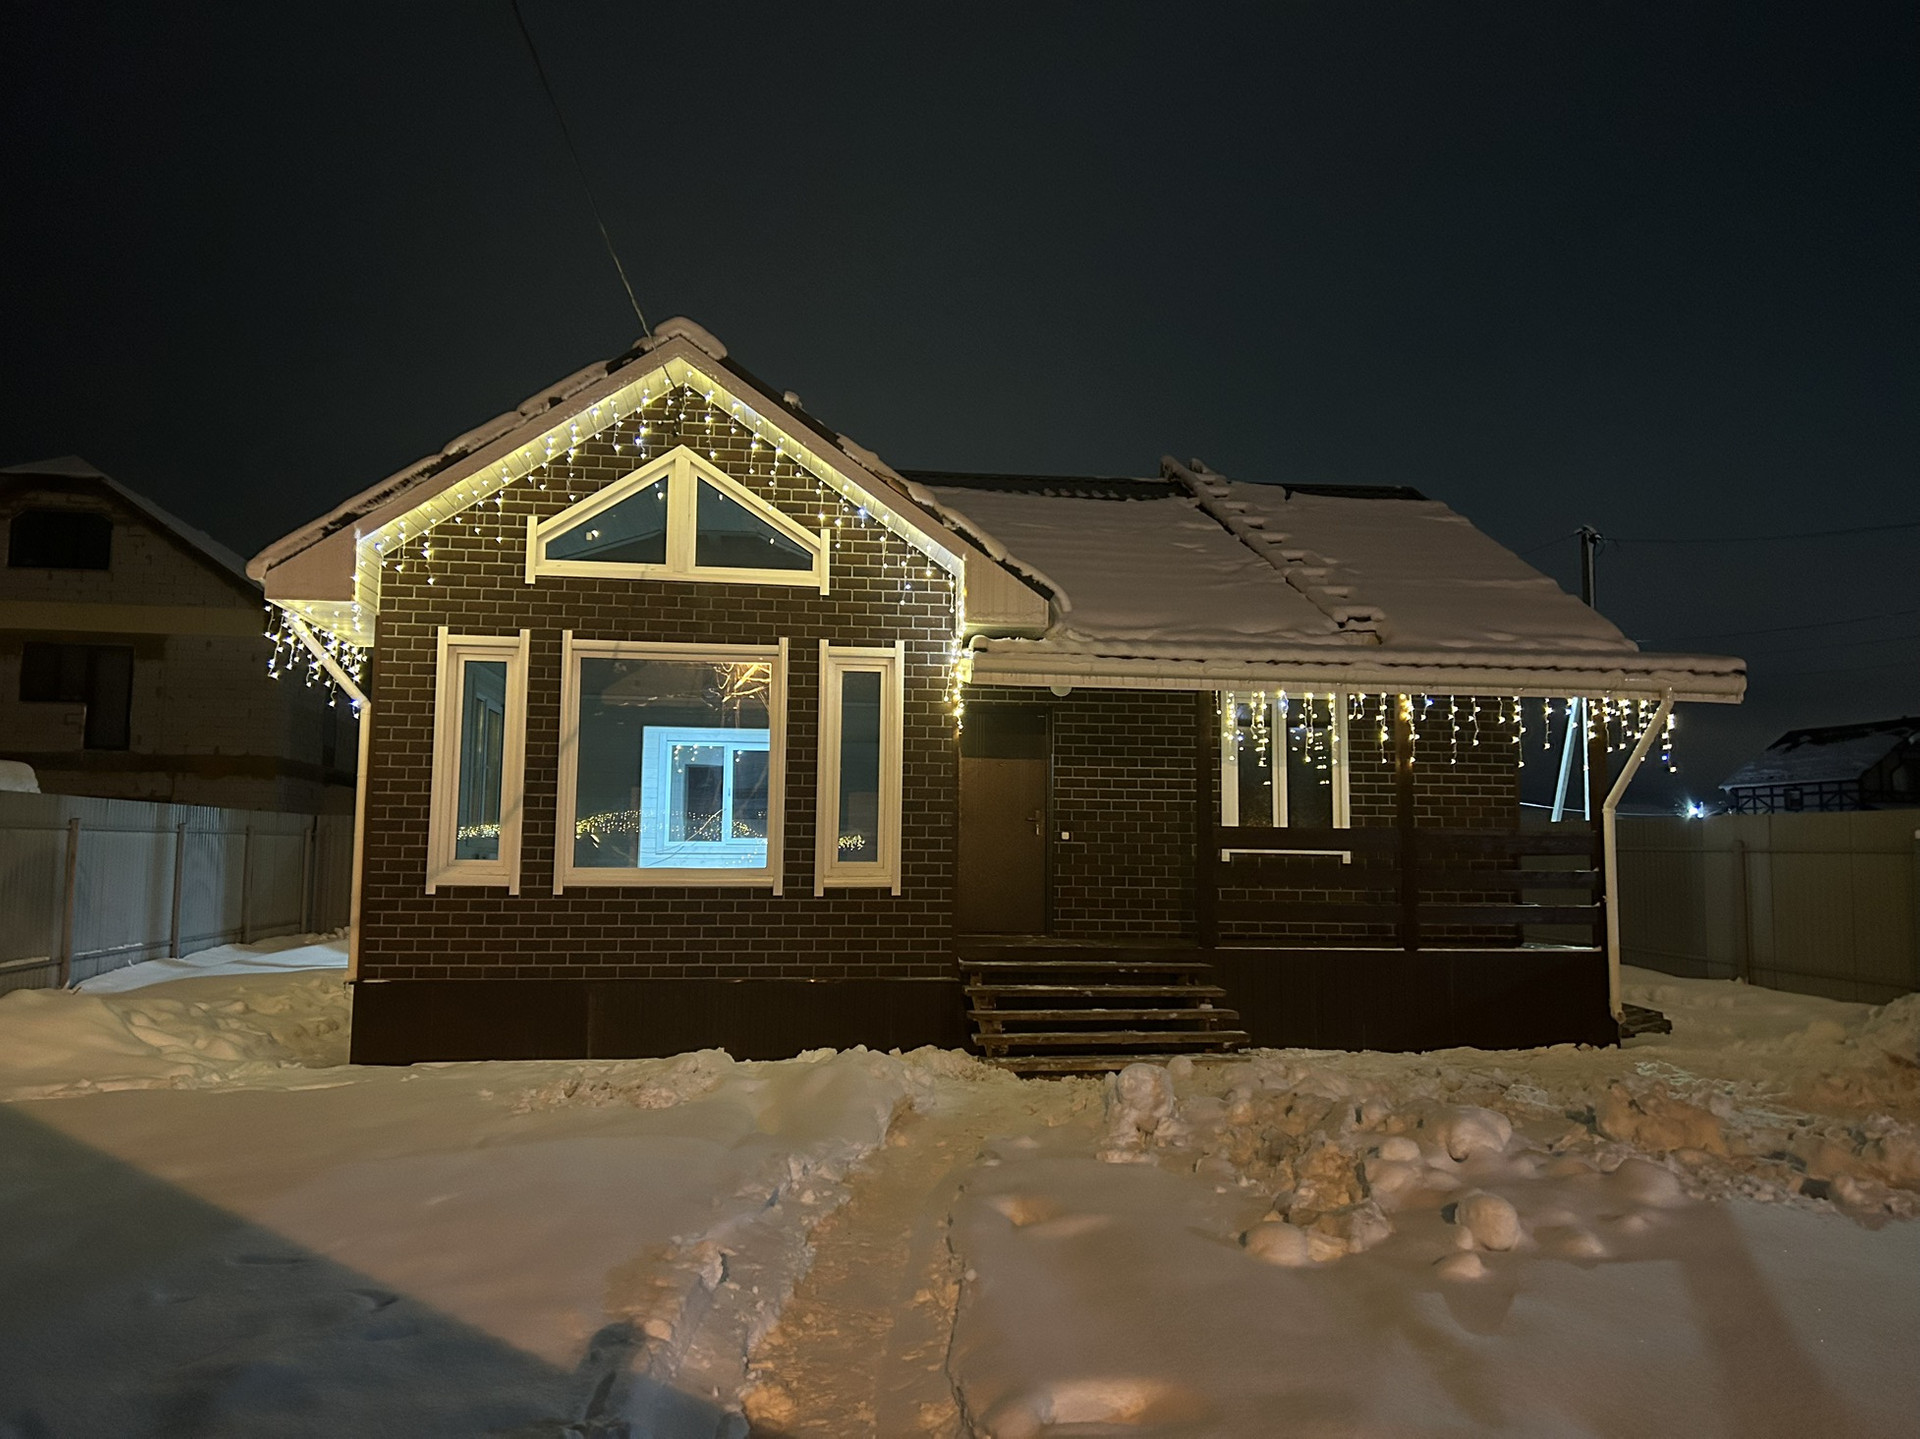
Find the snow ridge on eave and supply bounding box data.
[1161,456,1388,637]
[891,476,1071,622]
[968,635,1748,701]
[249,322,745,580]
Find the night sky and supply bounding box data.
[4,2,1913,807]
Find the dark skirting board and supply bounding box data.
[1206,946,1617,1052]
[349,976,972,1064]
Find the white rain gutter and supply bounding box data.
[1602,688,1674,1021]
[285,614,371,980]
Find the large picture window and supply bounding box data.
[555,636,787,891]
[528,445,827,592]
[1219,690,1350,831]
[427,630,529,892]
[815,642,904,894]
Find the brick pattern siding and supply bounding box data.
[1215,697,1523,945]
[358,386,961,983]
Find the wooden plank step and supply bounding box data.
[969,1008,1239,1024]
[966,984,1229,999]
[975,1029,1250,1050]
[987,1053,1247,1074]
[962,958,1215,973]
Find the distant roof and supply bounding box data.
[1722,716,1920,790]
[2,456,256,593]
[910,460,1744,697]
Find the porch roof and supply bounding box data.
[911,465,1745,702]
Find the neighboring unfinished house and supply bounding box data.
[1,457,356,812]
[250,320,1745,1067]
[1721,716,1920,813]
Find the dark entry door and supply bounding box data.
[956,707,1049,934]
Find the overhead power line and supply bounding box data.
[1741,628,1920,659]
[1650,607,1920,645]
[509,0,650,338]
[1609,518,1920,545]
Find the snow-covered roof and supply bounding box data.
[2,456,257,593]
[914,462,1745,701]
[1722,717,1920,790]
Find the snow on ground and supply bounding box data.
[0,936,350,1101]
[79,931,350,993]
[937,969,1920,1438]
[0,946,942,1435]
[2,952,1916,1437]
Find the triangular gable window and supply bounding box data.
[545,476,669,565]
[528,445,827,592]
[696,481,814,572]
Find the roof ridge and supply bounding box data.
[1160,456,1387,640]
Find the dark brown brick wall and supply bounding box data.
[1215,695,1523,945]
[359,384,961,983]
[966,685,1522,945]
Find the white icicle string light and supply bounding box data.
[263,605,367,710]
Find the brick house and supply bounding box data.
[249,320,1744,1065]
[2,457,356,812]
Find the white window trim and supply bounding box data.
[815,640,905,895]
[1219,689,1351,840]
[426,628,529,894]
[526,444,829,593]
[554,632,788,893]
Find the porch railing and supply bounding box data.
[1197,824,1604,951]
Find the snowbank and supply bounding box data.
[78,932,348,993]
[943,970,1920,1437]
[0,968,349,1101]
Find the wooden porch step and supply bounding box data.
[966,983,1230,1000]
[974,1029,1250,1050]
[969,1007,1238,1024]
[986,1053,1246,1074]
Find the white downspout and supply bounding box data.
[1602,689,1674,1021]
[284,614,371,982]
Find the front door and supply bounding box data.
[955,706,1048,934]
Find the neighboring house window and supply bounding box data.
[1219,690,1350,829]
[555,635,787,891]
[8,509,112,569]
[426,630,529,893]
[527,444,827,592]
[815,642,904,894]
[18,641,134,750]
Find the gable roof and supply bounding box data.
[2,456,258,598]
[909,461,1746,702]
[247,321,1742,700]
[248,319,1018,646]
[1722,716,1920,790]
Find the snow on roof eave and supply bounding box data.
[893,481,1071,620]
[966,640,1747,703]
[253,329,974,646]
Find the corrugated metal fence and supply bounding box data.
[1617,811,1920,1004]
[0,793,352,995]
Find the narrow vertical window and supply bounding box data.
[1220,690,1348,831]
[816,642,904,893]
[428,630,529,892]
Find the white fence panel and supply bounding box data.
[0,794,353,994]
[1617,811,1920,1004]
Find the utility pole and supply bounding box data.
[1579,525,1601,608]
[1553,526,1604,823]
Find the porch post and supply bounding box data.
[1602,692,1674,1020]
[1393,694,1418,952]
[1195,690,1218,949]
[1586,703,1610,961]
